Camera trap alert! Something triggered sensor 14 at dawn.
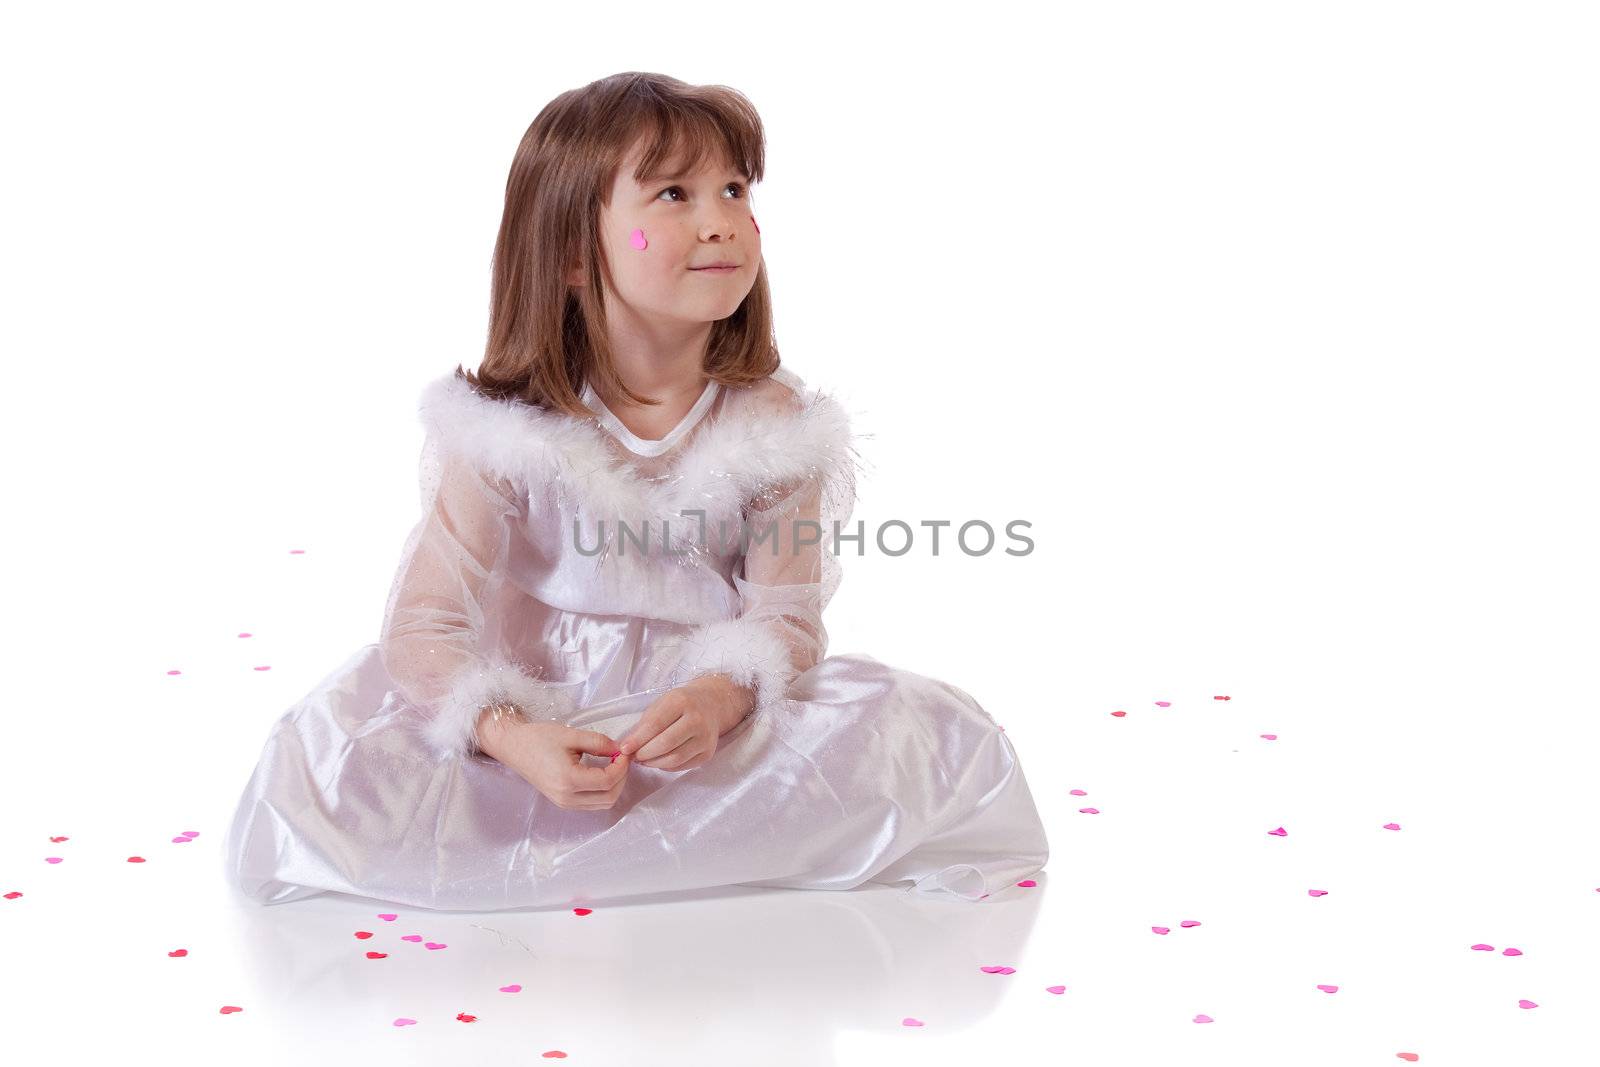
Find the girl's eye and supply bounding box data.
[658,182,747,202]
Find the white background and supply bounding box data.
[1,1,1596,1064]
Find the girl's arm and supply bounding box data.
[378,441,576,760]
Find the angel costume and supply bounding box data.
[224,366,1049,910]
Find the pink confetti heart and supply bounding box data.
[3,892,21,900]
[167,670,182,675]
[1111,711,1126,717]
[1180,921,1201,928]
[1045,985,1066,994]
[500,984,522,993]
[1017,880,1037,888]
[1068,789,1087,796]
[127,856,146,863]
[1153,927,1170,935]
[1154,701,1170,707]
[1316,984,1339,994]
[253,665,271,671]
[1308,890,1328,897]
[1268,827,1287,836]
[629,228,648,250]
[1382,823,1401,831]
[901,1018,924,1027]
[1193,1014,1214,1023]
[393,1017,417,1027]
[219,1005,243,1015]
[1261,734,1278,740]
[168,949,188,957]
[171,836,192,844]
[1471,944,1494,951]
[45,857,62,864]
[980,965,1014,974]
[1213,695,1230,701]
[1078,807,1100,814]
[237,632,252,638]
[1502,948,1523,956]
[425,942,447,950]
[180,831,200,838]
[378,913,398,921]
[289,549,305,554]
[354,931,373,939]
[1518,1000,1538,1009]
[49,836,68,843]
[1397,1056,1420,1063]
[401,935,423,942]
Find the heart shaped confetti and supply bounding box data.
[168,949,188,957]
[1261,734,1278,740]
[1180,921,1201,928]
[220,1006,243,1015]
[1045,985,1066,994]
[1518,1000,1538,1009]
[401,935,423,942]
[500,984,522,993]
[3,892,21,900]
[425,942,447,950]
[901,1018,924,1027]
[128,856,146,863]
[378,913,397,921]
[366,951,388,959]
[45,857,62,864]
[1155,701,1171,707]
[979,965,1016,974]
[1503,948,1523,956]
[573,907,593,916]
[1382,823,1401,831]
[49,836,68,843]
[456,1013,477,1023]
[541,1054,568,1060]
[167,670,182,675]
[354,931,373,940]
[238,632,252,638]
[1193,1014,1214,1023]
[171,837,192,844]
[1111,711,1126,717]
[1078,808,1100,814]
[1316,985,1339,993]
[180,832,199,838]
[253,666,271,672]
[1309,890,1328,897]
[1214,695,1230,701]
[1153,927,1170,935]
[1268,827,1287,837]
[1017,880,1037,888]
[1471,943,1494,951]
[1397,1056,1419,1063]
[1069,789,1087,796]
[393,1017,417,1027]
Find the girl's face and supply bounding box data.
[574,137,761,328]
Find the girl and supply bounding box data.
[224,72,1049,910]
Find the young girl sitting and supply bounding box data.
[225,71,1049,911]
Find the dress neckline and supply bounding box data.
[580,377,721,457]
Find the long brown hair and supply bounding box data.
[459,71,779,416]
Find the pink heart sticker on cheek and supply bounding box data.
[629,228,647,250]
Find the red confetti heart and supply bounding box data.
[3,892,21,900]
[354,931,374,940]
[1111,710,1126,717]
[168,949,188,957]
[1017,879,1037,888]
[127,856,146,863]
[573,908,593,916]
[366,951,388,959]
[1213,695,1230,701]
[456,1013,477,1023]
[50,836,68,843]
[541,1053,569,1059]
[219,1006,243,1014]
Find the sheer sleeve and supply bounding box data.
[378,436,578,761]
[650,378,858,715]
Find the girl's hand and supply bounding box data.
[617,676,753,772]
[476,715,631,811]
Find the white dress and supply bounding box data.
[223,366,1049,910]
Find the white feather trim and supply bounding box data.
[423,653,580,761]
[415,370,860,557]
[646,616,799,712]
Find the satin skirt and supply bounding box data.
[223,644,1050,911]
